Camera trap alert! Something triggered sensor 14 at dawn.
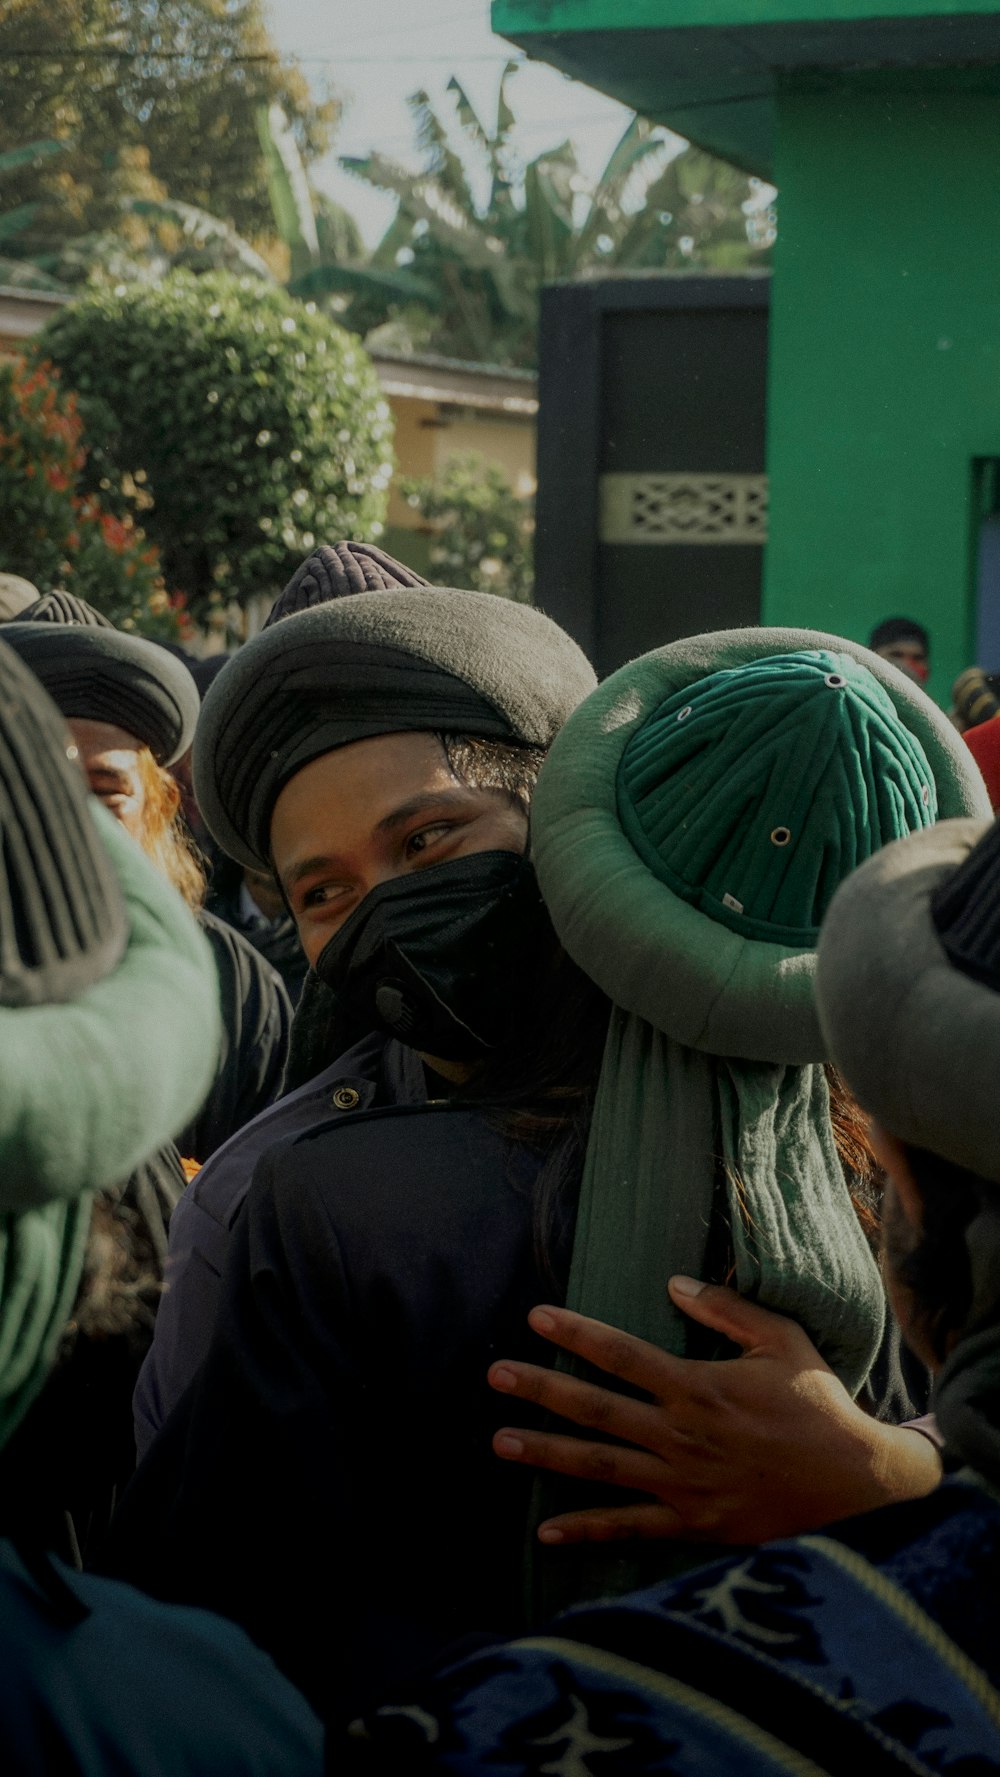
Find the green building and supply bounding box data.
[493,1,1000,698]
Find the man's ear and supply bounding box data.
[870,1121,925,1234]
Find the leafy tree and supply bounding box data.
[38,271,395,619]
[0,139,72,289]
[0,357,180,634]
[129,73,773,370]
[322,65,774,366]
[0,0,335,280]
[402,453,534,604]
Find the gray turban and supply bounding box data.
[1,623,199,766]
[195,585,598,868]
[20,591,114,628]
[817,816,1000,1180]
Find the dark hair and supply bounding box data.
[439,732,547,814]
[889,1146,992,1364]
[868,616,930,656]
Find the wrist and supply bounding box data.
[868,1420,944,1506]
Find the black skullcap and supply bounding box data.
[195,584,597,868]
[0,638,126,1006]
[20,590,114,628]
[932,816,1000,993]
[0,624,199,766]
[264,541,429,627]
[869,616,930,655]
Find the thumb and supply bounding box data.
[667,1276,810,1357]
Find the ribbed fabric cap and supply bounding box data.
[20,591,113,628]
[932,816,1000,992]
[0,638,126,1006]
[265,541,429,627]
[618,650,937,946]
[0,623,200,766]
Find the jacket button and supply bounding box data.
[331,1086,361,1111]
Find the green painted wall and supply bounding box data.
[762,88,1000,699]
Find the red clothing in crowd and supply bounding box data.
[965,714,1000,811]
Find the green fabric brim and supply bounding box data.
[817,817,1000,1180]
[0,804,222,1211]
[532,627,991,1064]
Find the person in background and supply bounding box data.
[3,593,292,1160]
[0,599,287,1556]
[206,854,309,1007]
[0,638,320,1776]
[868,614,931,684]
[352,814,1000,1777]
[954,670,1000,809]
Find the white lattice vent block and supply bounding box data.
[600,473,769,545]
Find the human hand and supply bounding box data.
[489,1277,942,1546]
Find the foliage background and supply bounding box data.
[0,0,335,283]
[401,453,534,604]
[0,357,181,634]
[39,270,395,618]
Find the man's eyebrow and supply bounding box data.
[374,788,472,837]
[282,852,343,893]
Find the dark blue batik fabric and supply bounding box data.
[359,1481,1000,1776]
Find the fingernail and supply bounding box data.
[494,1433,524,1458]
[530,1308,557,1335]
[538,1525,564,1544]
[670,1275,705,1297]
[491,1365,519,1392]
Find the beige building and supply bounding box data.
[368,348,537,573]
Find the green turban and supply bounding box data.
[528,626,988,1615]
[0,634,221,1442]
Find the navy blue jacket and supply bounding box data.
[107,1099,568,1719]
[134,1034,425,1458]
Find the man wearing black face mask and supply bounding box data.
[109,565,602,1716]
[132,550,594,1456]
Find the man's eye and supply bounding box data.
[406,823,452,857]
[302,882,342,910]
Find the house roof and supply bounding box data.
[492,1,1000,174]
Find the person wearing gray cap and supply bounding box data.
[1,606,292,1163]
[132,546,597,1458]
[105,568,610,1713]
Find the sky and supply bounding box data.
[262,0,677,248]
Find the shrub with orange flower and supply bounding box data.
[0,357,184,636]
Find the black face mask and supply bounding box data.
[314,850,547,1062]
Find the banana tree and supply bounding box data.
[0,140,71,290]
[333,67,772,365]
